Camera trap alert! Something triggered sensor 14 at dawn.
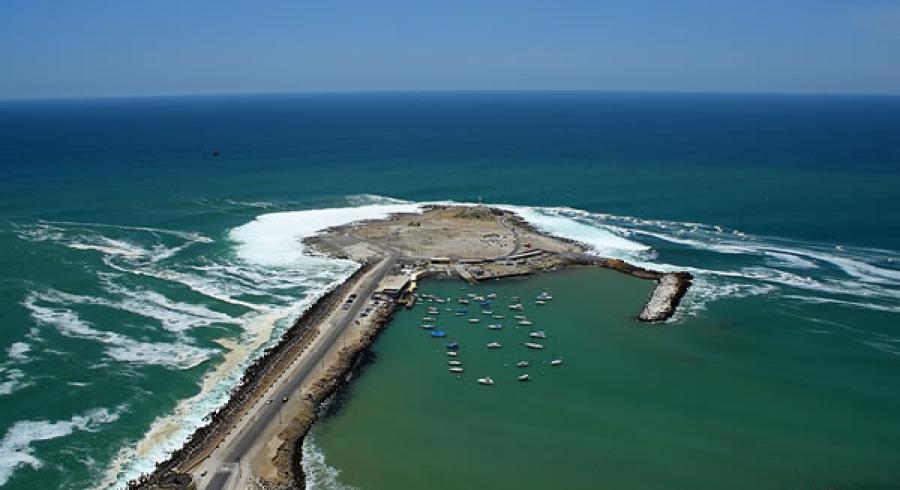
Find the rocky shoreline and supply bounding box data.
[127,263,375,489]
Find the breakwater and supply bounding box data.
[127,263,375,489]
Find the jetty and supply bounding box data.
[128,205,691,490]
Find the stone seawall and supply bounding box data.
[127,263,375,489]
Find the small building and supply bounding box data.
[381,275,412,298]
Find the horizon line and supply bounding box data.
[3,87,900,103]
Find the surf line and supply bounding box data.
[127,204,691,489]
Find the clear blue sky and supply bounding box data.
[2,0,900,98]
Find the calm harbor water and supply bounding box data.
[0,92,898,489]
[309,269,900,490]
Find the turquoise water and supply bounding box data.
[311,270,900,489]
[0,92,898,489]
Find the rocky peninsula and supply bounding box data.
[130,205,691,490]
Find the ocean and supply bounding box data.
[0,92,898,489]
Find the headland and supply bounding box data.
[129,205,691,490]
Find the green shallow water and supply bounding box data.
[311,268,900,490]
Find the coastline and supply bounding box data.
[128,205,692,489]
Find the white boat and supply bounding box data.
[448,360,462,366]
[450,367,464,373]
[487,324,503,330]
[487,293,497,299]
[516,360,529,368]
[492,314,504,319]
[477,377,495,385]
[458,298,469,305]
[446,351,458,357]
[482,310,493,315]
[535,300,546,306]
[422,317,435,322]
[518,320,533,326]
[529,331,546,339]
[518,374,530,382]
[550,358,564,366]
[468,318,481,324]
[420,324,435,330]
[509,304,524,311]
[487,342,502,349]
[454,312,465,316]
[514,315,527,320]
[524,342,544,350]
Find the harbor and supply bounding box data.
[130,205,692,489]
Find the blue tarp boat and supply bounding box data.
[431,330,447,337]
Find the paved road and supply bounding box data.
[201,253,397,489]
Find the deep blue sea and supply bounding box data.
[0,92,898,489]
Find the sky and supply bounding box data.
[1,0,900,99]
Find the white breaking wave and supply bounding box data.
[23,291,215,370]
[0,407,122,487]
[228,201,422,267]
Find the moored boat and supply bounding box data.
[458,298,469,305]
[420,324,435,330]
[431,330,447,337]
[518,320,533,326]
[422,317,435,322]
[529,330,546,339]
[468,318,481,324]
[487,342,502,349]
[487,323,503,330]
[450,367,464,373]
[448,360,462,366]
[492,314,504,319]
[525,342,544,350]
[482,310,493,315]
[518,374,530,382]
[447,351,458,357]
[550,358,564,366]
[516,360,529,368]
[535,300,546,306]
[477,377,495,385]
[446,342,459,350]
[509,304,524,311]
[514,315,527,320]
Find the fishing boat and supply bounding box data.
[486,342,502,349]
[431,330,447,338]
[468,318,481,324]
[446,342,460,350]
[509,304,524,311]
[487,323,503,330]
[477,377,495,385]
[448,360,462,366]
[518,320,533,326]
[450,367,464,373]
[420,324,435,330]
[517,374,530,382]
[529,331,546,339]
[446,351,458,357]
[550,358,564,366]
[525,342,544,350]
[516,360,529,368]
